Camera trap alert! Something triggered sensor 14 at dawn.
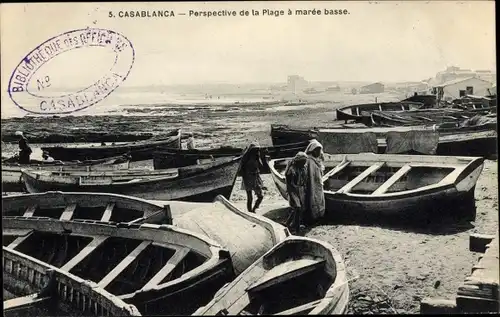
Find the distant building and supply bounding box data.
[359,82,384,94]
[287,75,308,94]
[432,66,495,86]
[432,77,493,101]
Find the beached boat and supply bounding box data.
[153,141,309,173]
[3,216,235,315]
[271,124,498,158]
[335,101,424,123]
[269,153,484,221]
[21,156,242,202]
[2,191,172,224]
[40,129,181,162]
[2,155,130,192]
[193,236,349,315]
[369,108,496,127]
[4,247,142,316]
[172,195,290,275]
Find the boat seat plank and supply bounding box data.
[61,236,107,271]
[274,299,322,315]
[23,205,37,217]
[7,231,34,249]
[372,164,412,195]
[141,246,190,290]
[336,162,385,194]
[101,203,115,222]
[60,204,77,221]
[247,258,326,293]
[98,241,151,288]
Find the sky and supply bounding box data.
[0,1,496,88]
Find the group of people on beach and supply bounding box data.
[239,139,326,235]
[14,131,54,163]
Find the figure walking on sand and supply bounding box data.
[240,142,265,213]
[304,139,326,224]
[16,131,32,164]
[285,151,309,235]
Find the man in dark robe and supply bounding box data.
[240,142,264,213]
[285,151,308,234]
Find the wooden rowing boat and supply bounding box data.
[271,124,498,158]
[3,216,235,315]
[2,155,131,192]
[1,191,172,224]
[21,156,243,202]
[335,101,423,123]
[193,236,349,315]
[270,123,367,146]
[4,247,142,316]
[269,153,484,221]
[152,141,309,173]
[368,108,496,127]
[40,129,181,162]
[172,195,290,275]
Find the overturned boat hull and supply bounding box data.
[336,101,424,123]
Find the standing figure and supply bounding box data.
[240,142,264,213]
[16,131,32,164]
[284,151,308,235]
[304,139,326,224]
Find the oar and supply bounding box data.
[322,155,350,183]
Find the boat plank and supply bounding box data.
[98,240,151,288]
[274,299,322,315]
[61,236,108,271]
[23,204,37,217]
[336,162,385,194]
[372,164,412,195]
[247,258,326,293]
[101,202,115,222]
[60,203,77,221]
[141,246,190,290]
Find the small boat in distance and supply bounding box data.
[269,153,484,222]
[193,236,349,315]
[21,156,243,203]
[41,129,182,162]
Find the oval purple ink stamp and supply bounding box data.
[8,28,135,114]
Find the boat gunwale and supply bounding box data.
[40,129,181,152]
